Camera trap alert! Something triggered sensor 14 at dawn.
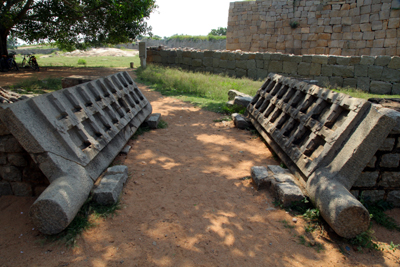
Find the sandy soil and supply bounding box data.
[1,68,400,266]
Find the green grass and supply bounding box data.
[6,77,62,94]
[167,34,226,42]
[332,87,400,100]
[14,54,140,68]
[42,197,121,247]
[136,65,262,114]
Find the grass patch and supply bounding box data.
[280,219,295,229]
[14,54,140,68]
[136,65,262,114]
[158,119,168,129]
[362,199,400,231]
[42,197,121,247]
[6,77,62,94]
[332,87,400,100]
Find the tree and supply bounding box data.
[0,0,157,55]
[208,27,227,36]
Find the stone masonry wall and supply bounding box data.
[0,120,49,197]
[146,47,400,94]
[227,0,400,56]
[352,116,400,205]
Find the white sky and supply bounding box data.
[146,0,234,37]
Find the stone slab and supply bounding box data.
[93,165,128,205]
[250,166,270,190]
[145,113,161,129]
[232,113,251,129]
[233,96,253,108]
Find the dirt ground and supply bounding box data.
[1,67,400,266]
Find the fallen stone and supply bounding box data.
[275,182,304,207]
[120,145,131,155]
[93,165,129,205]
[233,96,252,108]
[250,166,270,190]
[145,113,161,129]
[228,89,252,101]
[232,113,252,129]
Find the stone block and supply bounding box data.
[268,61,283,73]
[379,138,395,151]
[11,182,32,196]
[380,154,400,168]
[370,81,392,94]
[275,182,305,207]
[343,78,357,88]
[228,90,252,101]
[379,172,400,187]
[368,65,383,80]
[388,57,400,69]
[0,181,12,196]
[353,172,379,187]
[332,65,354,78]
[361,190,385,203]
[387,191,400,207]
[120,145,131,155]
[0,166,21,181]
[7,154,27,167]
[298,62,311,76]
[355,65,368,77]
[145,113,161,129]
[93,165,129,205]
[282,61,298,75]
[232,113,252,130]
[233,96,252,108]
[250,166,270,189]
[0,135,24,153]
[382,68,400,83]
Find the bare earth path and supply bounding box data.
[0,68,400,266]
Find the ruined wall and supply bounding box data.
[0,121,48,197]
[146,47,400,94]
[352,121,400,205]
[227,0,400,56]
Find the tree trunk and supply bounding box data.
[0,27,9,56]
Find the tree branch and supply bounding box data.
[10,0,33,29]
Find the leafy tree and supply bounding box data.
[208,27,227,36]
[0,0,157,55]
[7,34,18,49]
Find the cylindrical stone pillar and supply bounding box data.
[30,175,93,235]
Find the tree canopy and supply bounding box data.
[0,0,157,55]
[208,27,227,36]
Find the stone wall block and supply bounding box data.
[387,191,400,207]
[7,154,27,167]
[0,166,22,181]
[370,81,392,94]
[379,138,395,151]
[380,154,400,168]
[353,172,379,187]
[0,135,24,153]
[332,65,354,78]
[379,172,400,187]
[11,182,32,196]
[0,181,12,196]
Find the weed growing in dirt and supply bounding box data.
[41,197,121,247]
[7,77,62,94]
[361,199,400,231]
[131,125,151,140]
[157,119,168,129]
[77,59,87,65]
[280,220,295,229]
[135,65,262,114]
[213,116,231,122]
[348,228,381,252]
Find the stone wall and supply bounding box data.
[227,0,400,56]
[352,121,400,205]
[146,47,400,94]
[0,121,48,197]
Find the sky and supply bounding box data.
[146,0,234,37]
